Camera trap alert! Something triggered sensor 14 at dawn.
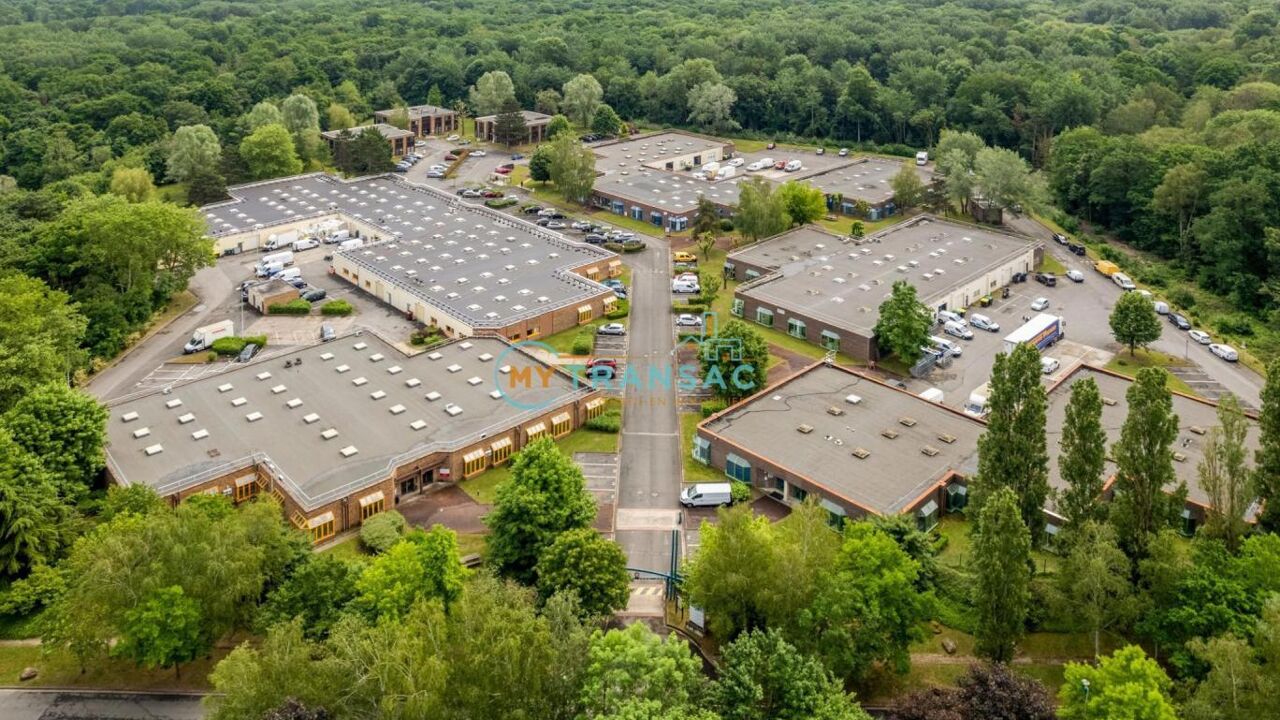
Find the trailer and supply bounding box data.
[1002,313,1065,355]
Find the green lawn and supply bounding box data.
[456,532,486,559]
[156,182,190,205]
[320,533,369,562]
[459,421,622,505]
[0,644,225,690]
[815,211,907,238]
[1037,253,1067,275]
[936,515,1060,574]
[681,412,724,483]
[1104,348,1197,396]
[543,318,624,356]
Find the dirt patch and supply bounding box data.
[398,486,489,534]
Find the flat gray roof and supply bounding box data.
[802,157,934,205]
[202,174,615,327]
[320,123,414,141]
[1045,365,1259,513]
[701,363,983,515]
[475,110,552,125]
[731,216,1035,334]
[105,335,590,511]
[591,132,739,213]
[377,104,455,119]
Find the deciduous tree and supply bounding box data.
[972,487,1030,662]
[974,343,1049,540]
[580,623,705,718]
[714,628,871,720]
[2,383,106,498]
[115,585,205,678]
[889,164,925,210]
[1111,368,1184,560]
[166,124,221,184]
[529,143,554,183]
[682,504,777,639]
[562,74,604,126]
[1058,377,1108,530]
[240,124,303,179]
[0,428,66,577]
[696,319,769,401]
[1109,290,1161,356]
[733,176,788,244]
[536,527,629,619]
[873,280,933,363]
[109,167,156,203]
[353,527,466,620]
[547,114,573,139]
[1199,393,1252,551]
[688,82,739,133]
[1059,645,1177,720]
[244,101,284,131]
[591,104,622,138]
[0,274,85,409]
[469,71,517,117]
[1254,358,1280,532]
[1054,522,1134,657]
[256,553,357,640]
[775,181,826,226]
[547,132,597,204]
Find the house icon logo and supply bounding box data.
[672,311,743,363]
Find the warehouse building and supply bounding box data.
[474,110,552,144]
[1044,365,1261,536]
[374,104,458,137]
[806,157,935,220]
[725,216,1041,360]
[320,123,415,158]
[104,334,605,543]
[694,362,982,528]
[201,174,620,339]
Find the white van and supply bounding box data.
[783,160,802,172]
[1112,272,1136,291]
[916,151,929,166]
[936,309,966,326]
[930,335,962,357]
[680,483,733,508]
[944,320,974,340]
[292,238,320,252]
[256,261,283,278]
[257,250,294,270]
[338,238,364,252]
[324,229,351,244]
[1153,300,1170,315]
[272,267,302,282]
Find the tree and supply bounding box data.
[682,504,777,639]
[1111,368,1183,560]
[244,101,284,131]
[1109,291,1161,356]
[800,522,931,681]
[115,585,204,678]
[492,99,529,147]
[240,124,303,180]
[775,181,826,226]
[889,164,925,210]
[873,280,933,362]
[1256,358,1280,532]
[698,269,723,303]
[591,104,622,138]
[734,176,788,244]
[100,484,165,522]
[353,528,466,620]
[263,699,331,720]
[697,319,769,401]
[469,71,517,116]
[0,428,66,577]
[108,167,155,203]
[938,149,978,214]
[1058,377,1108,530]
[2,383,106,498]
[974,147,1035,211]
[1058,645,1177,720]
[358,509,405,553]
[974,343,1049,540]
[562,74,604,126]
[166,124,221,184]
[1152,163,1207,258]
[1183,597,1280,720]
[535,527,629,619]
[281,94,320,138]
[208,621,344,720]
[1199,393,1252,551]
[972,487,1030,662]
[850,220,865,239]
[714,628,871,720]
[1054,522,1134,658]
[333,128,392,175]
[186,166,227,205]
[692,195,721,260]
[535,88,561,115]
[529,143,554,183]
[688,82,739,133]
[580,623,706,718]
[256,553,357,640]
[325,103,356,131]
[956,663,1056,720]
[485,438,595,583]
[546,132,597,204]
[547,114,573,139]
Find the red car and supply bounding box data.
[773,160,787,170]
[494,166,512,175]
[481,190,503,198]
[444,154,458,162]
[586,358,617,370]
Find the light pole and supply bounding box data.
[1081,677,1090,703]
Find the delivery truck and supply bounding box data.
[1002,313,1065,355]
[963,382,991,419]
[255,250,294,276]
[1094,260,1120,276]
[264,230,299,251]
[183,319,234,354]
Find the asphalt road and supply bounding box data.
[0,690,206,720]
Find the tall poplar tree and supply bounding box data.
[1057,376,1108,531]
[972,487,1031,663]
[1110,367,1184,560]
[974,343,1049,542]
[1255,358,1280,532]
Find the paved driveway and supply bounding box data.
[0,690,206,720]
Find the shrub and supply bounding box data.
[571,333,593,355]
[206,351,217,362]
[0,564,66,615]
[269,299,312,315]
[321,299,354,316]
[410,328,445,346]
[718,218,734,232]
[606,299,630,319]
[210,334,269,356]
[730,481,751,504]
[585,409,621,432]
[1168,287,1195,310]
[359,510,407,554]
[621,240,646,252]
[603,242,624,253]
[1096,245,1124,264]
[485,197,517,209]
[1216,313,1255,336]
[701,399,727,417]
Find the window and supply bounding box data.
[946,483,968,512]
[789,485,808,502]
[820,329,840,351]
[608,260,622,277]
[577,305,592,324]
[527,422,548,441]
[692,435,710,464]
[551,412,572,438]
[755,308,773,327]
[725,452,752,483]
[723,262,736,276]
[585,398,607,419]
[585,267,600,280]
[631,206,643,221]
[234,475,257,503]
[290,511,307,529]
[359,491,386,520]
[491,437,514,465]
[603,296,617,312]
[916,500,939,533]
[731,298,744,317]
[787,318,806,338]
[463,449,488,478]
[307,512,336,543]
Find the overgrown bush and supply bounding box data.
[210,334,269,355]
[269,299,312,315]
[485,197,517,209]
[1096,245,1124,264]
[718,218,734,232]
[1168,287,1195,310]
[585,409,621,432]
[730,481,751,504]
[605,299,629,319]
[321,299,353,316]
[0,564,66,615]
[571,333,593,355]
[1216,313,1255,336]
[701,399,727,417]
[603,242,623,253]
[410,327,445,346]
[359,510,407,554]
[621,240,646,252]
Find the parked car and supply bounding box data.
[1041,357,1061,374]
[584,234,609,245]
[545,221,566,229]
[784,160,803,172]
[676,314,704,327]
[596,323,626,336]
[815,147,825,155]
[1067,242,1086,256]
[601,279,624,290]
[746,160,768,171]
[1153,301,1169,315]
[285,277,307,289]
[838,148,849,156]
[481,189,503,198]
[511,153,525,160]
[470,150,487,157]
[1031,297,1050,311]
[1066,269,1084,282]
[585,358,617,377]
[446,134,460,141]
[969,314,1000,332]
[1011,271,1027,283]
[444,153,458,161]
[773,160,787,170]
[320,324,336,342]
[302,288,327,302]
[1034,272,1057,286]
[426,170,444,179]
[459,188,483,198]
[680,483,732,508]
[494,166,512,175]
[726,157,745,167]
[1189,330,1211,345]
[944,320,974,340]
[1169,313,1191,330]
[1210,343,1239,362]
[237,343,260,363]
[1052,233,1069,245]
[570,220,592,231]
[522,205,543,214]
[393,162,410,173]
[936,309,966,326]
[673,251,697,263]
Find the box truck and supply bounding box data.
[292,238,320,252]
[264,230,299,251]
[1094,260,1119,276]
[337,238,364,252]
[963,382,991,419]
[184,319,234,354]
[1002,313,1065,355]
[256,250,294,271]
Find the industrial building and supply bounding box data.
[806,157,935,220]
[725,216,1041,360]
[104,334,605,543]
[474,110,552,145]
[1044,365,1261,536]
[373,104,459,137]
[320,123,416,158]
[694,362,981,528]
[201,173,620,340]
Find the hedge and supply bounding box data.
[730,481,752,504]
[621,240,646,252]
[605,299,629,319]
[485,197,517,209]
[701,399,727,417]
[269,299,312,315]
[321,299,354,316]
[585,409,621,432]
[571,333,593,356]
[210,334,269,356]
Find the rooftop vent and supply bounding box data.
[231,397,247,407]
[370,390,386,400]
[881,429,899,440]
[178,413,195,424]
[405,378,421,388]
[899,417,918,427]
[352,377,368,386]
[245,412,263,422]
[133,427,151,439]
[165,398,183,409]
[937,433,957,444]
[389,404,406,415]
[826,406,845,416]
[340,445,359,458]
[217,384,233,393]
[425,391,442,401]
[144,444,164,456]
[409,420,427,431]
[191,429,209,440]
[797,424,814,434]
[1173,452,1187,463]
[844,394,862,405]
[852,447,871,459]
[271,384,287,394]
[121,411,140,423]
[286,398,303,409]
[321,428,339,440]
[921,445,940,457]
[302,413,320,424]
[1189,426,1206,435]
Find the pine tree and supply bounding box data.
[1111,367,1184,561]
[1057,376,1108,531]
[1255,358,1280,532]
[492,99,528,147]
[972,487,1031,662]
[974,343,1050,542]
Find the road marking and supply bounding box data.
[615,508,682,530]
